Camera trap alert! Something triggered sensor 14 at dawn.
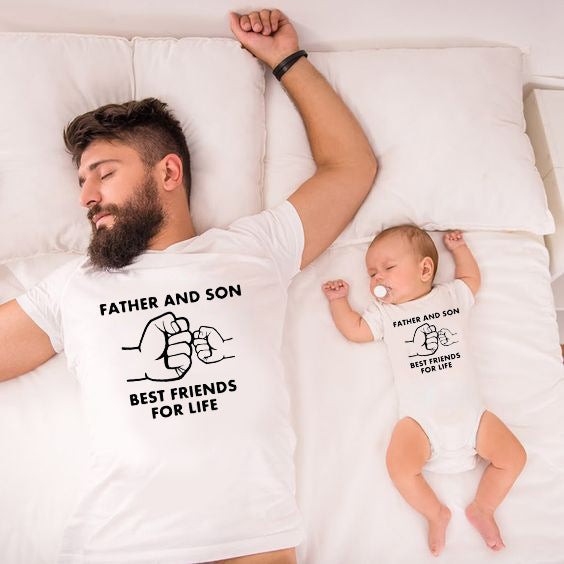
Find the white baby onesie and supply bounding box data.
[362,279,486,473]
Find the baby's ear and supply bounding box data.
[420,256,434,282]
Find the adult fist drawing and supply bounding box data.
[193,326,235,364]
[122,312,193,382]
[229,9,300,70]
[406,323,439,357]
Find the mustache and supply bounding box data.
[87,204,120,222]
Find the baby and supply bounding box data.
[322,225,527,557]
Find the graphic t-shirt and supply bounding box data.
[16,200,306,564]
[361,280,483,424]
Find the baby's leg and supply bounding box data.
[466,410,527,551]
[386,417,451,557]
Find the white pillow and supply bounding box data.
[264,47,554,241]
[0,33,265,263]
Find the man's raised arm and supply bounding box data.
[281,56,377,269]
[230,9,378,270]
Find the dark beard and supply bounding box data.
[86,172,166,271]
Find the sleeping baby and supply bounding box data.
[321,225,527,557]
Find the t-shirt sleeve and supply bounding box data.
[445,278,475,312]
[14,258,81,353]
[361,299,384,341]
[227,200,305,286]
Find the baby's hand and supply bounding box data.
[443,230,467,251]
[322,279,349,301]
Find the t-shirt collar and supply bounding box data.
[145,235,198,253]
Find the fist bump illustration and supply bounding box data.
[122,312,234,382]
[405,323,459,358]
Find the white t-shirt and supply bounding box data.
[361,280,483,423]
[16,200,306,564]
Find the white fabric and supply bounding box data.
[0,33,265,263]
[14,200,306,563]
[264,47,554,239]
[362,279,486,473]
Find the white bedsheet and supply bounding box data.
[1,228,563,563]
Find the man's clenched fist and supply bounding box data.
[229,9,300,70]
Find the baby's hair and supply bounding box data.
[370,224,439,281]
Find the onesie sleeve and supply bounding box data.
[227,200,305,287]
[361,299,384,341]
[445,278,475,312]
[14,258,81,353]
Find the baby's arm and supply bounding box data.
[443,230,481,295]
[321,279,374,342]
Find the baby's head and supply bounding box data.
[366,225,438,305]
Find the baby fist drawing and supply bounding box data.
[443,230,467,251]
[438,327,458,346]
[322,279,350,301]
[193,326,235,364]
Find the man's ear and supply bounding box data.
[159,153,183,192]
[420,256,434,283]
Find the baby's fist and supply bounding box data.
[322,279,349,301]
[443,230,466,251]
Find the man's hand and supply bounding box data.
[443,230,467,252]
[193,326,235,364]
[229,9,300,70]
[322,279,350,302]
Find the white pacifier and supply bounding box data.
[373,285,388,298]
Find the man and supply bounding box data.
[0,9,377,564]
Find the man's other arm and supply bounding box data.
[279,56,378,270]
[0,299,56,381]
[230,9,378,270]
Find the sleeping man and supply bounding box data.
[0,8,377,564]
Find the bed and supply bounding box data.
[1,33,563,563]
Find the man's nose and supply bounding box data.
[80,178,101,208]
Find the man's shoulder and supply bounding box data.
[48,255,88,280]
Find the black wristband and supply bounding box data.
[273,50,308,81]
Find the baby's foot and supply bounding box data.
[465,501,506,551]
[427,505,451,556]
